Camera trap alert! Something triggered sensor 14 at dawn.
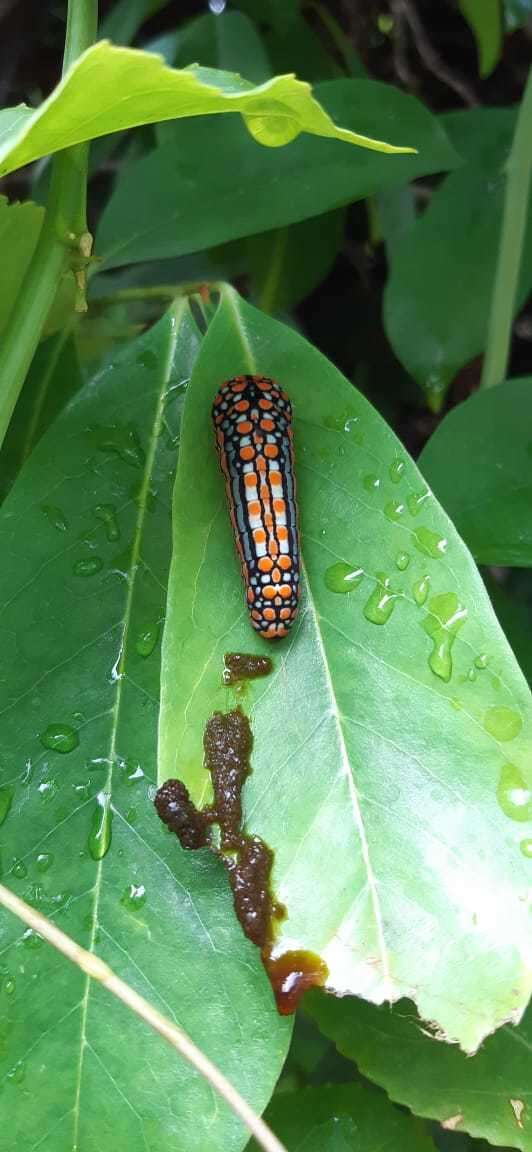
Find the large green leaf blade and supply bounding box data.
[419,377,532,566]
[0,42,413,179]
[247,1083,436,1152]
[0,302,290,1151]
[384,108,532,409]
[306,991,532,1151]
[159,286,532,1053]
[96,79,456,269]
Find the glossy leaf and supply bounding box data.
[384,107,532,409]
[159,286,532,1053]
[0,196,43,340]
[419,377,532,566]
[0,302,290,1151]
[0,331,84,503]
[0,42,414,179]
[172,11,271,84]
[97,79,456,269]
[459,0,503,76]
[247,210,344,313]
[306,991,532,1151]
[247,1082,436,1152]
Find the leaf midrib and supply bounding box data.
[227,287,391,992]
[71,305,180,1149]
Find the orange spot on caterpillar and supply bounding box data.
[278,555,291,570]
[265,444,278,459]
[235,399,249,412]
[273,499,285,514]
[244,473,257,488]
[263,607,276,621]
[280,607,291,620]
[279,585,292,599]
[260,419,275,432]
[253,528,266,544]
[263,585,277,600]
[248,500,261,516]
[237,421,252,434]
[258,557,273,572]
[258,398,273,410]
[240,446,254,461]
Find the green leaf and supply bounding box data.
[306,991,532,1151]
[0,302,290,1151]
[384,119,532,409]
[0,196,43,341]
[0,330,84,503]
[172,11,271,84]
[419,377,532,566]
[247,1083,436,1152]
[0,42,414,179]
[459,0,503,76]
[504,0,532,30]
[247,210,344,313]
[159,285,532,1054]
[96,79,456,270]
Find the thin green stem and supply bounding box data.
[0,0,97,452]
[481,66,532,389]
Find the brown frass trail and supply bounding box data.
[154,698,329,1013]
[203,708,252,849]
[154,779,209,849]
[223,652,273,685]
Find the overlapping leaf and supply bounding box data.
[419,377,532,566]
[248,1083,436,1152]
[159,286,532,1053]
[0,301,290,1152]
[306,991,532,1151]
[0,42,413,179]
[96,79,456,269]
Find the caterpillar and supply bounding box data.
[212,375,300,640]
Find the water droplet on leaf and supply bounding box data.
[40,504,69,532]
[395,552,410,571]
[519,838,532,858]
[94,504,120,542]
[484,707,522,742]
[407,490,429,517]
[73,556,103,577]
[120,883,146,912]
[363,474,380,492]
[135,624,160,657]
[384,501,405,523]
[35,852,53,873]
[324,562,364,594]
[39,724,78,754]
[244,113,300,148]
[11,859,27,880]
[364,573,401,625]
[88,792,112,860]
[412,576,430,606]
[422,592,467,682]
[414,527,447,558]
[389,458,405,484]
[497,764,532,821]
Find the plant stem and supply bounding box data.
[481,66,532,389]
[0,0,97,452]
[0,883,288,1152]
